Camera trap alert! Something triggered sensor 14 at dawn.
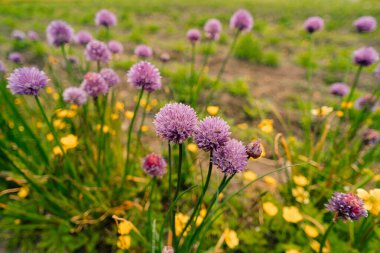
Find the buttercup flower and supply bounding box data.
[354,16,377,33]
[246,140,263,159]
[63,87,87,105]
[116,235,131,250]
[134,45,153,58]
[292,187,310,204]
[60,134,79,150]
[175,212,190,236]
[46,20,74,47]
[311,106,333,117]
[303,225,319,238]
[353,47,379,67]
[207,105,219,115]
[258,119,274,133]
[81,72,108,97]
[354,94,378,111]
[108,40,123,54]
[304,16,324,33]
[263,202,278,216]
[118,220,132,235]
[224,229,239,249]
[230,9,253,32]
[325,192,368,221]
[330,83,349,97]
[76,30,93,45]
[142,153,167,177]
[186,29,201,43]
[100,68,120,88]
[293,175,309,187]
[362,129,380,146]
[154,103,197,144]
[204,19,222,40]
[27,30,39,41]
[357,188,380,215]
[7,67,48,96]
[17,186,29,198]
[213,139,247,174]
[193,116,230,152]
[8,52,23,63]
[127,61,161,92]
[95,9,117,27]
[11,30,26,40]
[85,40,111,63]
[283,206,303,223]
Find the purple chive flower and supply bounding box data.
[27,31,39,41]
[213,139,248,174]
[362,129,380,146]
[63,87,87,105]
[76,30,93,46]
[81,72,108,97]
[330,83,349,97]
[230,9,254,32]
[0,61,7,73]
[11,30,26,40]
[160,53,170,63]
[353,47,379,67]
[46,20,74,47]
[8,52,23,64]
[134,45,153,58]
[186,29,201,43]
[204,19,222,40]
[127,61,161,92]
[85,40,111,63]
[354,94,379,111]
[354,16,377,33]
[375,64,380,79]
[100,68,120,88]
[304,16,324,33]
[193,116,231,152]
[246,140,263,159]
[142,153,167,177]
[7,67,48,96]
[108,40,123,54]
[325,192,368,222]
[154,103,197,144]
[95,9,117,27]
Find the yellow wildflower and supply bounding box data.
[243,171,257,181]
[224,228,239,249]
[115,102,124,112]
[207,106,219,116]
[187,143,198,153]
[263,176,277,187]
[111,113,119,120]
[292,187,310,204]
[357,188,380,215]
[46,86,54,94]
[14,98,22,105]
[263,202,278,216]
[56,109,68,118]
[53,119,66,130]
[8,121,14,129]
[258,119,273,134]
[195,207,207,227]
[237,123,248,130]
[304,225,319,238]
[46,133,54,142]
[336,110,344,117]
[118,221,132,235]
[53,93,60,101]
[311,106,333,117]
[17,186,29,198]
[293,175,309,187]
[282,206,303,223]
[14,219,21,225]
[341,101,353,109]
[66,110,76,118]
[53,146,63,156]
[18,126,24,132]
[150,99,158,107]
[125,111,134,119]
[141,125,149,132]
[175,212,190,236]
[310,240,329,253]
[70,104,78,110]
[116,235,131,250]
[286,250,300,253]
[140,98,147,107]
[373,175,380,182]
[218,193,224,201]
[60,134,79,150]
[36,122,43,129]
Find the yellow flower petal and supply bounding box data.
[116,235,131,250]
[283,206,303,223]
[224,229,239,249]
[263,202,278,217]
[304,225,319,238]
[207,106,219,116]
[118,221,132,235]
[17,186,29,198]
[187,143,198,153]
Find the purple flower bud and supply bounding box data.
[325,192,367,222]
[0,61,7,73]
[7,67,48,96]
[142,153,167,177]
[354,16,377,33]
[362,129,380,146]
[27,31,39,41]
[193,116,230,152]
[100,68,120,88]
[63,87,87,105]
[246,140,262,159]
[46,20,74,47]
[353,47,379,67]
[95,9,117,27]
[160,53,170,63]
[354,94,379,111]
[186,29,201,43]
[81,72,108,97]
[8,52,23,64]
[134,45,153,58]
[204,19,222,40]
[162,246,174,253]
[76,31,93,46]
[330,83,349,97]
[230,9,254,32]
[11,30,26,40]
[304,16,324,33]
[213,139,248,174]
[108,40,123,54]
[85,40,111,63]
[127,61,161,92]
[154,103,198,144]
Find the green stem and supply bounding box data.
[97,94,108,183]
[172,143,183,248]
[168,142,173,234]
[319,221,335,253]
[148,177,157,244]
[345,66,363,107]
[137,92,151,149]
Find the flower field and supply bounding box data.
[0,0,380,252]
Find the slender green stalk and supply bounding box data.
[96,60,101,72]
[345,66,363,107]
[319,221,335,253]
[190,43,196,104]
[148,177,157,244]
[172,143,183,248]
[97,94,108,182]
[168,142,173,235]
[136,92,151,148]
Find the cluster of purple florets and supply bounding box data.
[326,192,368,222]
